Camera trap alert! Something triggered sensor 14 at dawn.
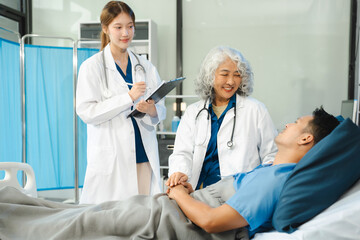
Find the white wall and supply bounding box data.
[182,0,350,130]
[32,0,351,130]
[32,0,177,81]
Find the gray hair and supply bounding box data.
[194,46,254,100]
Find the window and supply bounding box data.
[0,0,31,41]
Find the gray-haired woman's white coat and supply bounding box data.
[76,44,166,204]
[168,95,278,188]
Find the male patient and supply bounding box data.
[167,106,339,237]
[0,107,340,240]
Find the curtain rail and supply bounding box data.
[73,38,100,203]
[20,35,78,202]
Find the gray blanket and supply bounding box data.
[0,186,240,240]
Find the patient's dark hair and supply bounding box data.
[306,106,340,144]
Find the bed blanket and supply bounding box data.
[0,186,237,240]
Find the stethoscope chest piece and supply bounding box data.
[227,141,234,148]
[103,89,113,99]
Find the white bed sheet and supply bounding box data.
[253,179,360,240]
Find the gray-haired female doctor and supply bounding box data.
[167,46,277,190]
[76,1,166,204]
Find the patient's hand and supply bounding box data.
[166,181,194,198]
[167,184,190,200]
[166,172,188,187]
[181,181,194,194]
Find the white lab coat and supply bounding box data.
[168,95,278,188]
[76,44,166,204]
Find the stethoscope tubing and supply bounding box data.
[101,49,146,94]
[227,106,236,148]
[196,98,236,148]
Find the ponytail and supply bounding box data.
[100,30,110,51]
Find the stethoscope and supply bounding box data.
[195,98,236,148]
[101,50,146,98]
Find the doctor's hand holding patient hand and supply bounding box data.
[166,172,188,187]
[167,181,194,199]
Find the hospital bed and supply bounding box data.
[253,117,360,240]
[253,178,360,240]
[0,162,37,198]
[0,118,359,240]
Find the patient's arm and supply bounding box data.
[168,184,248,233]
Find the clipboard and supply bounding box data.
[127,77,185,118]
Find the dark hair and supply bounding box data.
[100,1,135,50]
[306,106,340,144]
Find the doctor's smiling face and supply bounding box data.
[213,57,242,106]
[103,12,135,52]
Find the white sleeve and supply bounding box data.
[257,106,278,164]
[168,106,197,178]
[76,59,133,125]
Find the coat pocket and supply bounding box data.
[87,146,115,175]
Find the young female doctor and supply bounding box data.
[76,1,166,204]
[166,46,278,190]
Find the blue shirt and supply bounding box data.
[196,94,236,189]
[226,163,296,237]
[116,58,149,164]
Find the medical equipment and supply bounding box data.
[101,50,146,98]
[171,116,180,132]
[195,98,236,148]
